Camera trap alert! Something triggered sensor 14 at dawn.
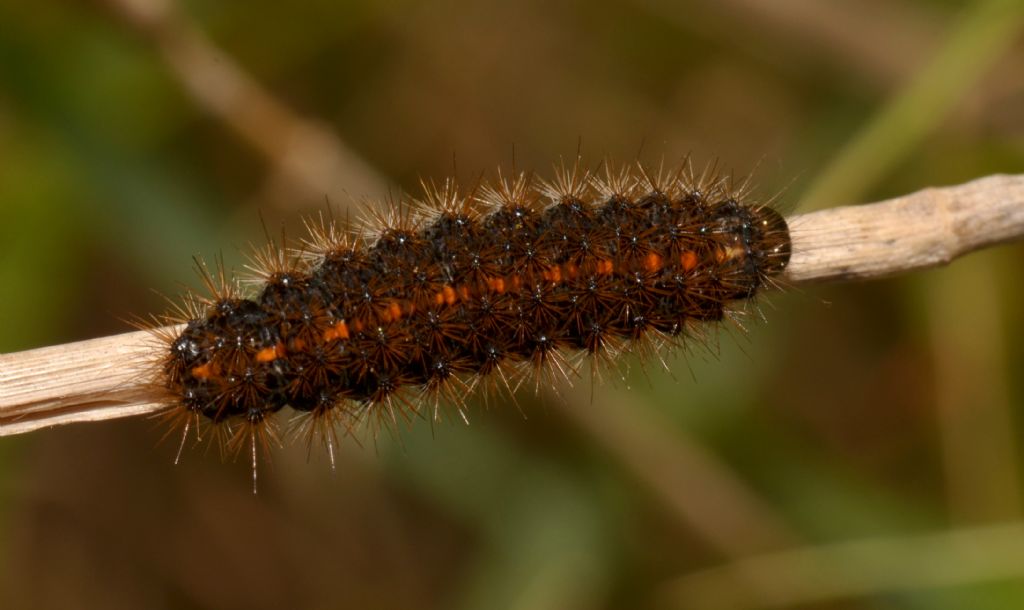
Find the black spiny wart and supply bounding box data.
[151,159,792,483]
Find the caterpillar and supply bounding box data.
[150,159,791,483]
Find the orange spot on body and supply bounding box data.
[379,302,401,323]
[565,262,579,278]
[191,362,215,380]
[255,345,281,363]
[544,265,562,283]
[644,252,663,272]
[442,285,457,305]
[681,251,698,272]
[458,286,471,301]
[324,321,350,341]
[597,259,614,275]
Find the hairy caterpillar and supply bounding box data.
[149,159,791,485]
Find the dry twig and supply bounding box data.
[1,174,1022,436]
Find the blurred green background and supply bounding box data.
[2,0,1024,608]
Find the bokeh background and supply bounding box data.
[2,0,1024,608]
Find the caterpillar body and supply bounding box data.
[153,160,792,476]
